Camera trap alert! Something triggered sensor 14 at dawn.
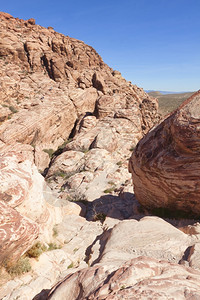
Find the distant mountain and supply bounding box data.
[146,90,192,95]
[147,91,196,116]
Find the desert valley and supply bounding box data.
[1,11,200,300]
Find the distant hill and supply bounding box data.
[146,90,192,95]
[147,91,163,97]
[147,91,196,116]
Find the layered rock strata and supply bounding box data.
[129,90,200,215]
[0,152,63,264]
[38,256,200,300]
[0,12,159,171]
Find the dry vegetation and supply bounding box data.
[148,91,195,116]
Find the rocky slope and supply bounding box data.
[0,11,159,171]
[38,257,200,300]
[1,11,200,300]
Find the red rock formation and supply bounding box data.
[0,152,62,264]
[0,152,40,264]
[0,200,39,264]
[129,90,200,215]
[37,256,200,299]
[0,12,159,170]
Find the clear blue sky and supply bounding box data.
[1,0,200,92]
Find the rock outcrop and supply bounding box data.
[0,152,63,264]
[129,90,200,215]
[33,214,200,300]
[0,199,38,265]
[37,256,200,299]
[0,11,159,171]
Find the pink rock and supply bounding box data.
[129,90,200,215]
[0,199,38,264]
[43,256,200,299]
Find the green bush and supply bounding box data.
[54,171,66,178]
[67,262,74,269]
[48,243,61,251]
[103,187,115,194]
[58,138,72,150]
[4,257,31,276]
[43,148,54,158]
[54,170,77,179]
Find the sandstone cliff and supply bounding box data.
[0,11,159,171]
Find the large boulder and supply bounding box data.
[129,90,200,215]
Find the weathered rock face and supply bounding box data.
[0,152,39,263]
[129,90,200,215]
[0,12,159,170]
[98,216,192,265]
[38,256,200,299]
[0,200,39,265]
[0,152,63,264]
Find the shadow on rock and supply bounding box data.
[86,192,142,221]
[32,289,50,300]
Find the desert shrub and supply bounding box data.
[47,243,61,251]
[54,171,66,178]
[54,170,77,180]
[67,191,88,205]
[104,180,116,194]
[67,262,74,269]
[4,257,31,276]
[120,285,126,290]
[58,138,72,149]
[103,187,115,194]
[80,147,89,153]
[43,148,54,158]
[108,181,115,185]
[129,146,135,151]
[27,242,47,258]
[93,212,107,223]
[52,138,73,157]
[9,106,18,113]
[116,161,122,167]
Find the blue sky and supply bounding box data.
[1,0,200,92]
